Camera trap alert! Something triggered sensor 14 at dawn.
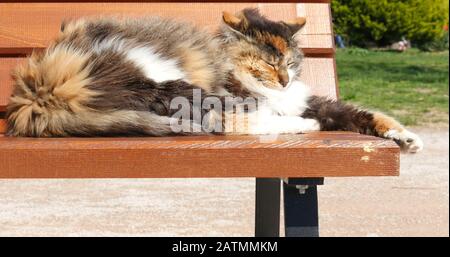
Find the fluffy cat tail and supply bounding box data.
[6,46,91,136]
[5,46,198,137]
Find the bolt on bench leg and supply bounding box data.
[255,178,281,237]
[283,178,324,237]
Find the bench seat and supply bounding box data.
[0,132,399,178]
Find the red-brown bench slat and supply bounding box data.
[0,132,399,178]
[0,2,334,55]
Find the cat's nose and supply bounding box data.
[278,73,289,87]
[279,76,289,87]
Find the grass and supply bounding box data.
[336,48,449,126]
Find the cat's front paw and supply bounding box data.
[384,129,424,153]
[299,118,321,132]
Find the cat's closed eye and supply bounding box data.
[287,61,297,67]
[264,61,277,70]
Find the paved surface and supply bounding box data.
[0,127,448,237]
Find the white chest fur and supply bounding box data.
[232,72,311,116]
[230,72,318,134]
[265,80,311,116]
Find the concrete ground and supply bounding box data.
[0,127,448,237]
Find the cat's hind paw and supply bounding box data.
[384,129,424,153]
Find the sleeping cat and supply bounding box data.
[6,8,423,153]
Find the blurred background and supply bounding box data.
[332,0,448,127]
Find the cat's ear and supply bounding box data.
[283,17,306,38]
[222,11,242,29]
[222,11,247,36]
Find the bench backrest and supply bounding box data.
[0,0,337,134]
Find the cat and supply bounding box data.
[5,8,423,153]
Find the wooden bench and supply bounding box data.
[0,1,400,237]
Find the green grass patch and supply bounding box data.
[336,48,449,126]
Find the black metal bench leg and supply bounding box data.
[255,178,281,237]
[283,178,323,237]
